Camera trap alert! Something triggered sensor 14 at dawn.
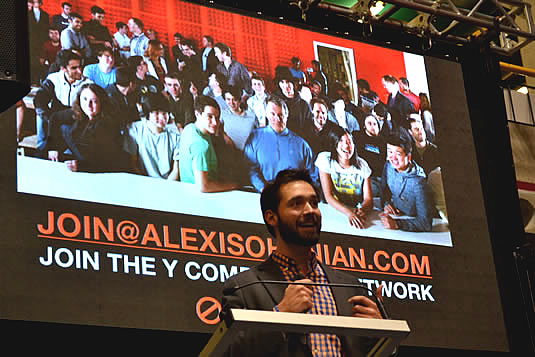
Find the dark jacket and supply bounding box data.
[28,9,50,49]
[386,92,415,130]
[105,84,140,133]
[167,92,194,128]
[221,255,378,357]
[272,91,313,138]
[47,108,128,172]
[353,131,386,177]
[301,119,339,160]
[411,141,440,176]
[201,47,219,75]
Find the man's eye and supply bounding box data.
[290,199,303,208]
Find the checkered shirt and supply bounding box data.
[271,250,342,356]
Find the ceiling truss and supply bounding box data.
[288,0,535,55]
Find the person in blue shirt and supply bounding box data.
[244,96,318,193]
[82,48,117,88]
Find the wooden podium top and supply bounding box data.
[200,308,410,357]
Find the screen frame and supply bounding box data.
[2,0,532,354]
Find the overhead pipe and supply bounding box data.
[500,62,535,78]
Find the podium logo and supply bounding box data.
[196,296,222,325]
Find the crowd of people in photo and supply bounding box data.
[22,0,447,233]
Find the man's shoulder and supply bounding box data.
[248,126,270,139]
[182,124,210,146]
[61,26,73,35]
[129,119,145,129]
[320,262,357,283]
[397,92,413,105]
[126,119,145,136]
[383,161,396,176]
[404,164,428,186]
[223,259,273,288]
[296,96,311,109]
[165,127,181,142]
[181,123,198,136]
[45,71,63,83]
[132,33,148,41]
[231,59,246,68]
[50,107,75,121]
[223,265,260,288]
[84,63,98,73]
[287,129,313,149]
[427,141,439,151]
[105,84,119,96]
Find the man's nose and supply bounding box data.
[303,201,316,213]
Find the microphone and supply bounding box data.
[223,279,389,319]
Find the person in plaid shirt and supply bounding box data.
[222,169,385,357]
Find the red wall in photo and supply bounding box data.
[40,0,407,100]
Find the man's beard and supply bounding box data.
[278,214,321,247]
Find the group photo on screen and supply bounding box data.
[19,0,451,245]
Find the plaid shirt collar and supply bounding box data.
[271,249,319,280]
[270,250,343,356]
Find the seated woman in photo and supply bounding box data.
[315,126,373,228]
[46,83,128,173]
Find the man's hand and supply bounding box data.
[383,204,400,216]
[355,208,367,220]
[65,160,78,172]
[48,150,59,162]
[347,211,365,229]
[379,213,399,230]
[348,285,384,319]
[277,279,314,313]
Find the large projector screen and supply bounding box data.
[2,0,509,352]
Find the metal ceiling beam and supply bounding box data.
[317,1,470,45]
[314,0,535,55]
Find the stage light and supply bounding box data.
[370,1,385,16]
[517,86,529,94]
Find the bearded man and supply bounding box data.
[221,169,385,357]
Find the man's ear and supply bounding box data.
[264,210,278,230]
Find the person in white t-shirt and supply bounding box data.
[315,125,373,228]
[114,21,131,61]
[124,93,180,180]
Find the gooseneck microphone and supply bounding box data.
[223,279,390,319]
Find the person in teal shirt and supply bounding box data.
[178,95,240,192]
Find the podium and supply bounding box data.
[200,309,410,357]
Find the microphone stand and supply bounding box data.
[225,279,390,319]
